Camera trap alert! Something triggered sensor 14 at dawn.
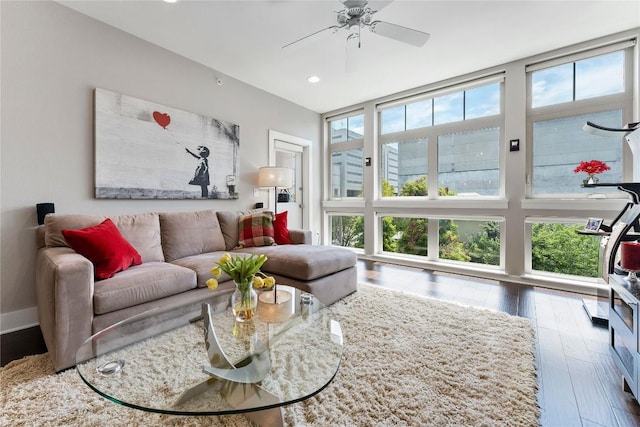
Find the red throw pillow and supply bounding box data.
[273,211,292,245]
[61,218,142,280]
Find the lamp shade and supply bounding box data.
[258,167,293,188]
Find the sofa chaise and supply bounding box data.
[35,209,357,372]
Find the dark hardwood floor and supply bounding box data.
[3,259,640,426]
[0,324,47,368]
[357,259,640,427]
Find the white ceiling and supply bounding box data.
[56,0,640,114]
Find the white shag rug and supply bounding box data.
[1,284,539,426]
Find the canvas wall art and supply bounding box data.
[95,88,239,199]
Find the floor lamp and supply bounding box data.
[258,166,293,214]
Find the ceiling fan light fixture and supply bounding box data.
[307,75,321,83]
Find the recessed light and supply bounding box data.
[163,0,178,3]
[307,75,320,83]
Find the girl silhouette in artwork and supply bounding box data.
[186,146,210,198]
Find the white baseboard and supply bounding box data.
[1,307,39,334]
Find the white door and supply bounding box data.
[275,141,303,229]
[269,130,311,231]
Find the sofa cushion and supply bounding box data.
[61,219,143,280]
[233,244,357,281]
[160,210,226,262]
[171,251,250,288]
[45,214,106,247]
[112,213,164,263]
[93,262,197,315]
[237,211,276,248]
[216,209,263,250]
[45,213,164,263]
[273,211,292,245]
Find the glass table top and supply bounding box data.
[75,286,343,419]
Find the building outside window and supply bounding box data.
[438,128,500,196]
[328,113,364,198]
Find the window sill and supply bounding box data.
[358,253,609,295]
[323,200,366,209]
[521,198,628,211]
[373,198,508,209]
[521,273,608,294]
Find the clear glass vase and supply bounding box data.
[583,174,599,185]
[231,281,257,322]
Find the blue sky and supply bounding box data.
[381,82,500,133]
[531,51,624,108]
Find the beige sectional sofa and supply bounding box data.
[35,209,357,372]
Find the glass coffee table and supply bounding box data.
[76,286,343,426]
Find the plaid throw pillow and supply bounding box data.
[237,211,276,248]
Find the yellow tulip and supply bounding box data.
[210,267,221,277]
[220,253,231,264]
[263,276,275,288]
[253,276,264,288]
[206,278,218,291]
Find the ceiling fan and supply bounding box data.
[282,0,430,51]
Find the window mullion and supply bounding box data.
[404,106,407,132]
[463,91,466,121]
[431,99,434,127]
[571,62,576,101]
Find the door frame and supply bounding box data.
[268,130,312,230]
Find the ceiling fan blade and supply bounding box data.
[369,20,430,47]
[368,1,394,12]
[282,25,343,51]
[341,0,369,9]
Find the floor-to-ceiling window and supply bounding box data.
[326,112,366,249]
[323,31,637,292]
[524,41,634,280]
[373,76,505,270]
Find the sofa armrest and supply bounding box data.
[289,229,313,245]
[36,247,94,372]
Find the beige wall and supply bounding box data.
[0,1,321,332]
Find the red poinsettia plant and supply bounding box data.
[573,160,610,175]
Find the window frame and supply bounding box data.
[327,110,365,200]
[320,30,639,293]
[325,211,366,252]
[378,77,505,200]
[524,216,602,283]
[525,44,634,199]
[376,213,505,269]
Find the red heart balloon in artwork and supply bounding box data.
[153,111,171,129]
